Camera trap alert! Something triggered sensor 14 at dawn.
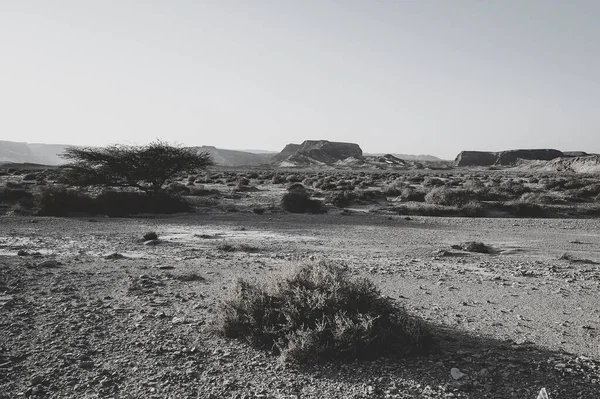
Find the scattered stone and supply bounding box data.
[30,375,44,386]
[79,361,94,370]
[37,260,62,268]
[451,368,465,380]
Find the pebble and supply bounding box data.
[450,368,465,380]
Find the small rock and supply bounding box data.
[17,250,29,256]
[30,375,44,386]
[451,367,465,380]
[79,361,94,370]
[478,368,491,378]
[105,253,126,260]
[37,260,62,268]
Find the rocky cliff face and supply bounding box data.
[273,140,363,166]
[455,149,565,167]
[454,151,499,167]
[0,140,70,165]
[538,155,600,174]
[194,146,274,167]
[272,144,301,163]
[495,149,564,165]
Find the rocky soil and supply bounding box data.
[1,213,599,398]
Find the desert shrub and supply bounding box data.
[37,187,191,217]
[519,192,564,205]
[407,175,424,183]
[423,177,445,187]
[499,180,530,197]
[395,203,461,217]
[166,182,190,195]
[425,187,472,207]
[462,179,485,190]
[329,191,354,208]
[287,182,305,191]
[282,190,325,214]
[382,179,408,196]
[0,187,33,203]
[143,231,158,241]
[399,188,426,202]
[286,174,302,183]
[37,186,96,216]
[188,186,219,196]
[6,181,24,189]
[272,174,286,184]
[461,201,485,217]
[95,191,190,216]
[22,173,38,181]
[572,184,600,200]
[217,262,434,364]
[238,177,250,186]
[499,201,547,218]
[454,241,492,253]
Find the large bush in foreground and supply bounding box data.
[217,263,434,364]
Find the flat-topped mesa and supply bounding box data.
[455,149,565,167]
[273,140,363,166]
[272,144,301,163]
[495,149,564,165]
[454,151,498,167]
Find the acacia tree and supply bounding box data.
[60,141,213,195]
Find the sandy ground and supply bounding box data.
[1,212,600,398]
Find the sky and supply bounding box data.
[1,1,598,159]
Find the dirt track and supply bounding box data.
[1,213,600,398]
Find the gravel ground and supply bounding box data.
[1,213,599,398]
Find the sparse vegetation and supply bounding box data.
[60,140,213,195]
[281,186,326,214]
[217,262,434,364]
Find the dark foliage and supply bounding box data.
[217,262,434,364]
[60,141,213,194]
[282,189,325,214]
[36,187,190,217]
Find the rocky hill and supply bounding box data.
[455,149,566,167]
[535,155,600,174]
[272,140,363,167]
[192,146,274,167]
[0,141,275,168]
[365,153,443,162]
[0,140,70,165]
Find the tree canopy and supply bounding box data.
[60,141,213,194]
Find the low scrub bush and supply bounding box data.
[37,186,96,216]
[425,187,472,207]
[37,187,191,217]
[423,177,445,187]
[282,189,325,214]
[217,262,434,364]
[95,191,191,216]
[399,188,426,202]
[0,187,33,204]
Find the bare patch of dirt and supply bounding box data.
[1,214,599,398]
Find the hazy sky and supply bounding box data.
[1,1,598,159]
